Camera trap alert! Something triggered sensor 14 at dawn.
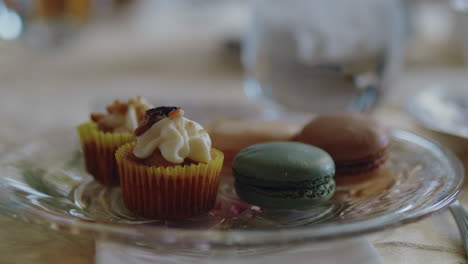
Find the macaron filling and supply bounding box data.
[234,177,335,209]
[233,169,334,189]
[336,149,389,175]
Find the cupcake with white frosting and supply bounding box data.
[77,97,153,186]
[115,106,224,220]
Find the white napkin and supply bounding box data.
[95,238,382,264]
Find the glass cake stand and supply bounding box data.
[0,129,464,256]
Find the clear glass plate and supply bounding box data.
[0,129,463,250]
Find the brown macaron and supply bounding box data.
[294,112,390,179]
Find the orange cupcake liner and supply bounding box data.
[115,143,224,220]
[77,122,135,186]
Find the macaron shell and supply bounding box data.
[232,142,335,187]
[235,179,335,209]
[294,112,389,163]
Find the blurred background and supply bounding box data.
[0,0,467,135]
[0,0,465,112]
[0,0,468,133]
[0,0,463,70]
[0,0,464,77]
[1,0,467,142]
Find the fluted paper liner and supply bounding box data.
[115,143,224,220]
[77,122,135,186]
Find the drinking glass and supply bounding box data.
[242,0,406,119]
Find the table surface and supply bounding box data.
[1,19,468,262]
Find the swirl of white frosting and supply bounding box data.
[133,115,212,164]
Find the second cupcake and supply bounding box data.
[115,106,224,220]
[77,97,153,186]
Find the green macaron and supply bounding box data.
[232,142,335,209]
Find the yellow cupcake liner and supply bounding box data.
[115,143,224,220]
[77,122,135,186]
